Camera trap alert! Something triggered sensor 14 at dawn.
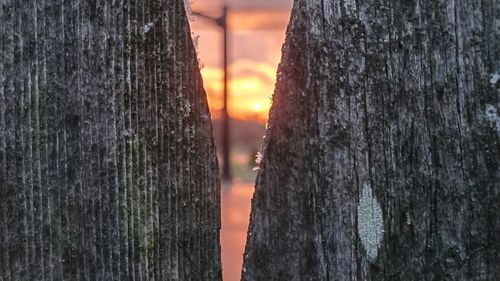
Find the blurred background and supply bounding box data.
[188,0,292,280]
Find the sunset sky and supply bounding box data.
[189,0,293,124]
[188,2,293,281]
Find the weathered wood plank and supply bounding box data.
[242,0,499,280]
[0,1,222,280]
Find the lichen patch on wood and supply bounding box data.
[357,183,384,262]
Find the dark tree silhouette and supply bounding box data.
[242,0,499,280]
[0,0,221,280]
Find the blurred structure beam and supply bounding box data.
[193,6,232,180]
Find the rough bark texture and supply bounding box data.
[242,0,499,280]
[0,0,221,280]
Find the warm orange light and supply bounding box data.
[201,67,224,120]
[189,4,292,281]
[250,101,265,113]
[190,5,289,125]
[227,9,291,31]
[201,58,276,124]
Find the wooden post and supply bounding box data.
[242,0,500,280]
[0,1,222,280]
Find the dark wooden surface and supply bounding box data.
[242,0,499,280]
[0,1,222,280]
